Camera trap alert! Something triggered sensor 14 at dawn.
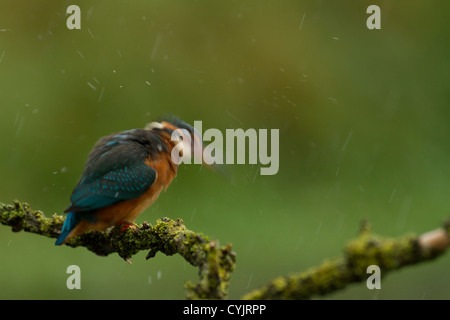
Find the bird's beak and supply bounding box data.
[189,130,230,179]
[173,124,229,176]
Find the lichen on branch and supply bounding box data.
[242,221,450,300]
[2,200,449,300]
[0,200,235,300]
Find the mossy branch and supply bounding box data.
[0,200,235,300]
[1,200,449,300]
[242,221,450,300]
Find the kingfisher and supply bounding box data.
[55,117,205,245]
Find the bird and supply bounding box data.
[55,117,205,245]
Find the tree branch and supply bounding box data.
[0,200,236,300]
[2,200,449,300]
[242,221,450,299]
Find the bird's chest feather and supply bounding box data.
[131,154,177,216]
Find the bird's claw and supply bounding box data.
[118,221,139,232]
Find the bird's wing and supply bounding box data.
[65,131,157,212]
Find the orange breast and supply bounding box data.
[63,153,177,243]
[95,153,177,224]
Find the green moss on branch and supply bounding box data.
[2,200,448,300]
[243,221,450,300]
[0,200,235,300]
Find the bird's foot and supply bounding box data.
[118,221,139,232]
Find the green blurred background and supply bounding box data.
[1,0,449,299]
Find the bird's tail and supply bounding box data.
[55,212,80,245]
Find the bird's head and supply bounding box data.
[145,117,228,178]
[145,117,204,164]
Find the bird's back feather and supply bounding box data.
[55,129,163,245]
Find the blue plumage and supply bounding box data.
[55,129,160,245]
[55,212,80,245]
[67,163,156,212]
